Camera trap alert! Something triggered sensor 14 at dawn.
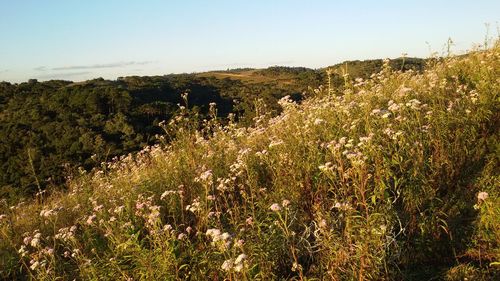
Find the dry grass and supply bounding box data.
[196,69,296,85]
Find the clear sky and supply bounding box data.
[0,0,498,83]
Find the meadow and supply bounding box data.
[0,43,498,280]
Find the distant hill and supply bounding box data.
[324,57,426,78]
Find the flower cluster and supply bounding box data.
[221,253,248,272]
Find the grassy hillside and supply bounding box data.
[0,45,498,280]
[0,58,424,200]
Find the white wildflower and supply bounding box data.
[221,258,234,272]
[477,192,488,202]
[86,214,96,225]
[270,203,281,212]
[282,199,290,208]
[314,118,325,125]
[30,261,39,270]
[235,253,247,264]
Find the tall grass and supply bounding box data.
[1,43,498,280]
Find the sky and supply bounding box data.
[0,0,498,83]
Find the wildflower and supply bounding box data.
[160,190,177,200]
[45,247,54,256]
[185,198,201,213]
[114,205,125,214]
[398,87,412,96]
[333,202,352,211]
[270,203,281,212]
[39,209,56,218]
[177,233,187,240]
[221,258,234,272]
[71,248,81,258]
[319,162,334,172]
[246,217,254,225]
[135,202,145,210]
[477,191,488,202]
[255,149,268,158]
[292,262,302,272]
[319,219,327,228]
[282,199,290,208]
[233,253,248,272]
[221,232,231,241]
[63,251,70,258]
[23,236,32,245]
[269,139,284,148]
[314,118,325,125]
[93,205,104,212]
[18,245,28,257]
[206,228,222,241]
[380,225,387,232]
[206,228,221,237]
[235,253,247,264]
[163,224,172,232]
[406,99,421,110]
[235,239,245,247]
[198,170,213,182]
[234,262,244,272]
[86,214,96,225]
[30,261,40,270]
[30,233,41,247]
[388,101,401,112]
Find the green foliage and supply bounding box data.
[0,75,290,198]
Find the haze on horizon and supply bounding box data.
[0,0,498,83]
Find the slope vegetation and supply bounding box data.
[0,45,498,280]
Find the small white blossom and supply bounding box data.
[314,118,325,125]
[86,214,96,225]
[30,261,40,270]
[282,199,290,207]
[221,258,234,272]
[477,191,488,202]
[235,253,247,264]
[270,203,281,212]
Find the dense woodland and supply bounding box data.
[0,58,425,199]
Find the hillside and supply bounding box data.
[1,47,498,280]
[0,58,424,200]
[0,72,308,198]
